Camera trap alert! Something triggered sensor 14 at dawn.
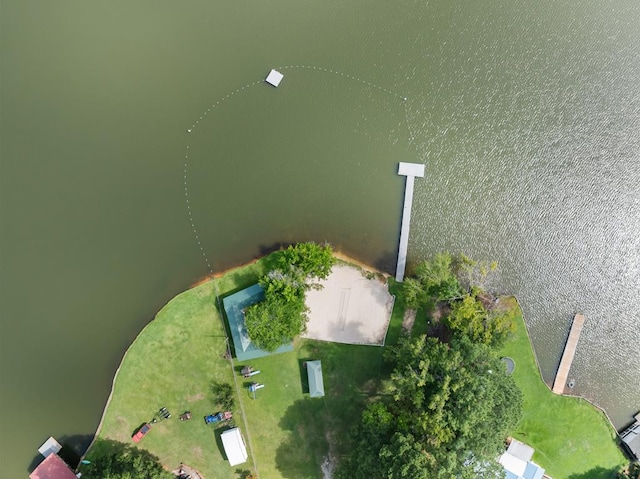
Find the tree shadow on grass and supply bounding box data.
[297,358,311,395]
[565,466,622,479]
[212,426,230,463]
[275,340,388,478]
[275,398,327,479]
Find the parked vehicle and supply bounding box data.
[204,411,232,424]
[132,423,152,443]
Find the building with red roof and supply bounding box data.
[29,453,77,479]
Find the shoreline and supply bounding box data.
[82,251,385,468]
[188,249,387,289]
[81,265,626,475]
[511,295,622,437]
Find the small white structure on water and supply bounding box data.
[38,437,62,458]
[221,427,248,466]
[31,437,78,479]
[395,162,425,282]
[265,69,284,87]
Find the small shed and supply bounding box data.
[265,69,284,87]
[307,360,325,398]
[221,427,248,466]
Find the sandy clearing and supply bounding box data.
[303,265,394,345]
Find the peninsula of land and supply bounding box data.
[69,248,630,479]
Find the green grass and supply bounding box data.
[82,278,252,479]
[235,340,388,478]
[84,258,626,479]
[498,297,627,479]
[81,257,404,479]
[235,273,406,478]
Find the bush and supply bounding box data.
[211,381,234,410]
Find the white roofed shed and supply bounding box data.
[221,427,248,466]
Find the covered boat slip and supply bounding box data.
[221,427,248,466]
[306,360,325,398]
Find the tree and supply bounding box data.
[337,335,523,478]
[404,252,462,308]
[379,432,432,478]
[445,295,515,347]
[245,242,334,351]
[455,253,498,295]
[335,402,394,479]
[245,295,307,351]
[211,381,234,410]
[81,439,172,479]
[276,242,335,280]
[402,253,515,346]
[385,335,522,474]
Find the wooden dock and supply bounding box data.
[395,162,425,282]
[552,313,586,394]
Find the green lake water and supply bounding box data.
[1,0,639,475]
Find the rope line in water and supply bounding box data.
[183,68,410,274]
[181,66,416,477]
[276,64,406,99]
[183,81,262,274]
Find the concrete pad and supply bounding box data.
[303,265,395,345]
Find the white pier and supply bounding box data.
[395,162,425,282]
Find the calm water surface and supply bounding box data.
[1,0,639,475]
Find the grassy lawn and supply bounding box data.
[82,277,254,479]
[235,340,388,478]
[82,257,625,479]
[81,256,404,479]
[498,297,627,479]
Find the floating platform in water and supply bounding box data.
[265,69,284,87]
[552,313,585,394]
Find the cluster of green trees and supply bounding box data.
[245,242,335,351]
[335,253,522,478]
[403,252,514,347]
[80,439,172,479]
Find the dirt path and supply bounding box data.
[402,309,417,333]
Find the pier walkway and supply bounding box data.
[395,162,425,282]
[552,313,586,394]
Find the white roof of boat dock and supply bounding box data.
[398,162,425,177]
[265,69,284,87]
[38,437,62,458]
